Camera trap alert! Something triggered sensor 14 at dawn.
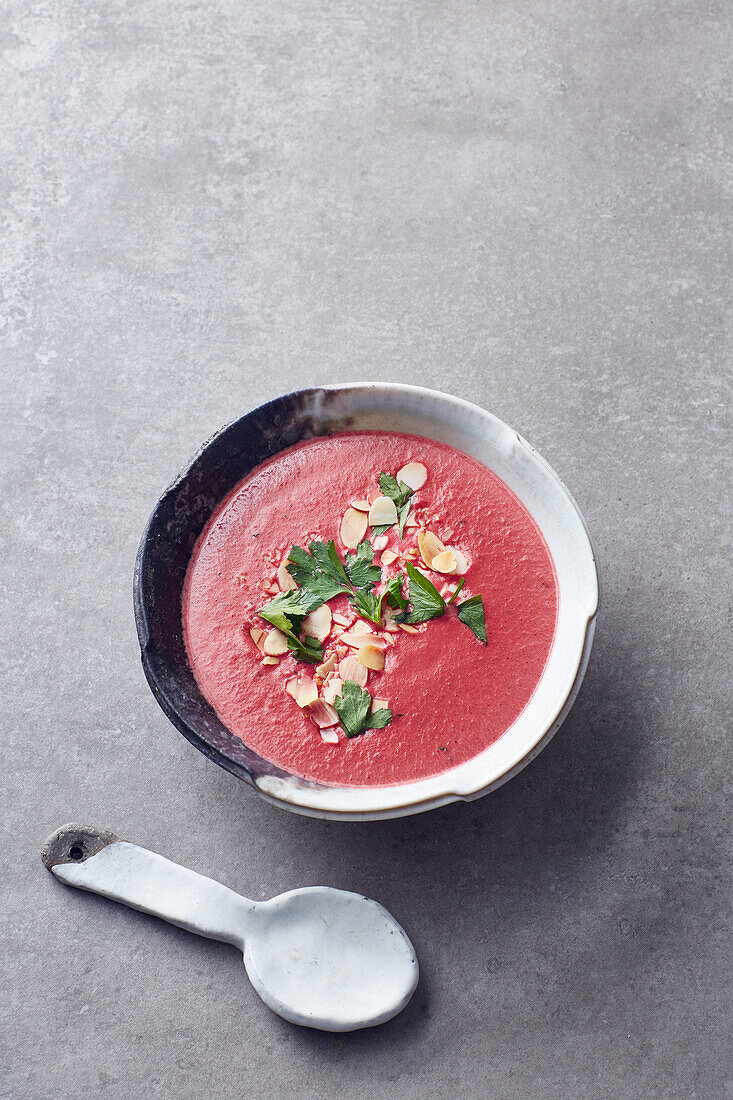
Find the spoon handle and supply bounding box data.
[42,824,255,947]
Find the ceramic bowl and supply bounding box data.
[134,384,599,821]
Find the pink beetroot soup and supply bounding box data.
[183,431,557,787]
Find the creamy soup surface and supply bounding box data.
[183,432,558,787]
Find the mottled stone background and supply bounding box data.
[1,1,730,1097]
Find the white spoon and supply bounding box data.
[42,824,419,1032]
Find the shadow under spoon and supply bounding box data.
[42,824,419,1032]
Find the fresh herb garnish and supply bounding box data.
[287,541,349,603]
[258,590,325,663]
[456,594,487,643]
[447,577,465,604]
[344,540,382,592]
[378,473,415,537]
[396,561,447,624]
[285,538,384,625]
[382,572,408,612]
[334,679,392,738]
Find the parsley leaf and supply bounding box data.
[344,540,381,592]
[397,561,447,624]
[378,473,415,537]
[446,577,465,604]
[334,680,393,738]
[284,538,384,624]
[286,541,349,602]
[456,594,487,643]
[258,590,325,663]
[382,572,408,612]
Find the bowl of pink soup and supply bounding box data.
[134,384,598,820]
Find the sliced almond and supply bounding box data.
[302,603,332,642]
[405,515,420,528]
[371,698,389,713]
[332,611,352,627]
[351,620,374,636]
[263,627,289,655]
[368,496,398,528]
[380,549,398,566]
[320,727,340,744]
[285,676,318,708]
[262,656,280,666]
[372,534,388,551]
[350,498,370,512]
[431,549,457,574]
[338,656,368,686]
[399,623,420,634]
[451,549,470,575]
[277,557,298,591]
[309,700,339,728]
[382,608,400,633]
[249,626,266,650]
[340,507,368,549]
[357,644,385,671]
[340,631,386,649]
[418,529,445,569]
[322,677,343,705]
[396,462,427,490]
[315,653,337,678]
[267,581,279,594]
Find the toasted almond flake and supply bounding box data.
[340,507,368,549]
[338,656,368,686]
[418,529,445,568]
[315,653,337,677]
[332,611,352,627]
[383,634,395,647]
[351,620,374,635]
[322,677,343,705]
[357,644,385,671]
[399,623,420,634]
[382,608,400,633]
[340,631,386,649]
[249,626,266,650]
[309,700,339,728]
[432,549,457,574]
[405,515,420,528]
[350,498,370,512]
[371,698,389,713]
[451,549,469,575]
[262,656,280,666]
[396,462,427,490]
[285,676,318,708]
[277,557,298,591]
[320,727,340,744]
[372,534,388,551]
[302,603,332,642]
[267,581,279,594]
[368,496,398,527]
[380,549,398,566]
[263,627,289,655]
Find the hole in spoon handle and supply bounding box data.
[41,823,119,871]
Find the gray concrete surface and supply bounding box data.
[1,0,730,1097]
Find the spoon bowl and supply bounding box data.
[244,887,418,1030]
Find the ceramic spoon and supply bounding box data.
[42,824,418,1032]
